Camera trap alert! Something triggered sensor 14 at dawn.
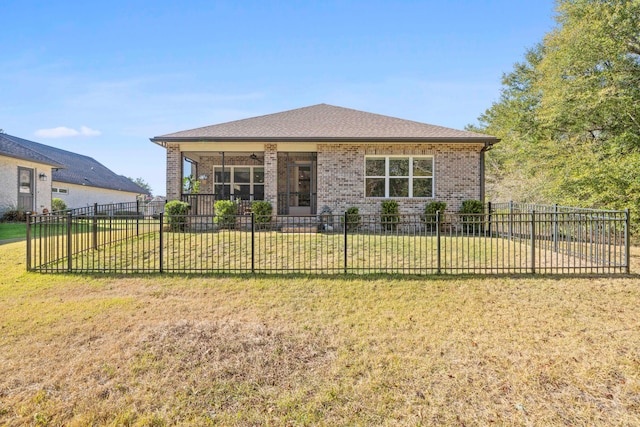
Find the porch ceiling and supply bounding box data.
[183,150,262,160]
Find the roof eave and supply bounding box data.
[0,152,66,168]
[150,136,500,145]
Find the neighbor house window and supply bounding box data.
[214,166,264,200]
[365,156,433,198]
[52,187,69,194]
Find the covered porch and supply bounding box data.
[169,145,317,216]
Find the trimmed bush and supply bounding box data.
[381,200,400,232]
[459,199,484,234]
[0,208,26,222]
[165,200,190,231]
[51,198,67,213]
[422,201,447,232]
[345,206,361,232]
[214,200,237,229]
[251,201,272,229]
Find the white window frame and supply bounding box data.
[213,165,265,200]
[364,156,434,198]
[52,187,69,194]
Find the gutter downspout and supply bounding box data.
[480,142,493,203]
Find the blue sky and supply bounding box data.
[1,0,556,196]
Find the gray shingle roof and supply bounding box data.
[151,104,498,143]
[0,133,148,194]
[0,134,65,167]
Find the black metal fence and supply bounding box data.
[26,203,630,274]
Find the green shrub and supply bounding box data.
[51,198,67,213]
[0,208,26,222]
[251,201,272,229]
[459,199,484,234]
[345,206,361,232]
[214,200,237,229]
[381,200,400,232]
[422,201,447,231]
[165,200,190,231]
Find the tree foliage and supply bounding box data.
[129,177,153,196]
[473,0,640,231]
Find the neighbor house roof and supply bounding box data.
[0,133,65,168]
[0,133,147,194]
[151,104,499,144]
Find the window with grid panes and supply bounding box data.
[365,156,433,198]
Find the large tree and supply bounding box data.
[474,0,640,229]
[129,177,153,196]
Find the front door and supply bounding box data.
[17,167,34,212]
[287,164,313,215]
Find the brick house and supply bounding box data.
[151,104,499,215]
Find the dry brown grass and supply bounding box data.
[1,242,640,425]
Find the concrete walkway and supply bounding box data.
[0,238,25,245]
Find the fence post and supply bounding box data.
[92,203,98,250]
[487,202,492,236]
[159,213,164,274]
[26,212,31,271]
[344,212,348,274]
[67,211,73,272]
[553,204,559,253]
[625,209,630,274]
[136,199,140,236]
[251,212,255,274]
[530,210,536,274]
[436,210,441,274]
[508,200,513,241]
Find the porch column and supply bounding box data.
[263,143,278,209]
[166,143,182,201]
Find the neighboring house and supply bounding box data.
[0,133,148,214]
[0,134,64,214]
[151,104,499,215]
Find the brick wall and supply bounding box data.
[263,144,278,208]
[166,144,182,201]
[166,142,485,214]
[316,143,484,215]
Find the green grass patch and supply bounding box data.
[0,222,26,240]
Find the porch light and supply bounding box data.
[38,173,47,181]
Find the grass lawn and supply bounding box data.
[2,242,640,425]
[0,222,26,240]
[33,227,625,274]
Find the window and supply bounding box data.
[52,187,69,194]
[214,166,264,200]
[365,156,433,198]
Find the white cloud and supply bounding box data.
[79,126,101,136]
[35,126,101,138]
